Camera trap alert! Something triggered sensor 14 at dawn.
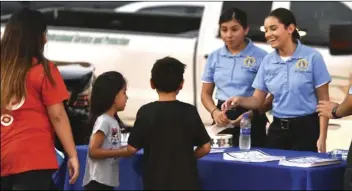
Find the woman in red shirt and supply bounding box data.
[1,8,79,189]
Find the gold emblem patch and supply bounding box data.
[244,56,256,67]
[296,59,309,71]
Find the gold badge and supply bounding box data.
[244,56,256,67]
[296,59,309,71]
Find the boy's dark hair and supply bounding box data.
[151,57,186,93]
[268,8,300,41]
[219,7,248,29]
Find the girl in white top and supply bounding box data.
[82,71,132,190]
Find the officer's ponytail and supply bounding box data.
[268,8,300,43]
[292,28,301,40]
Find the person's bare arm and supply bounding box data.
[258,94,273,114]
[316,84,330,153]
[229,92,272,127]
[336,94,352,117]
[201,83,217,113]
[317,95,352,119]
[201,83,229,125]
[88,131,133,159]
[223,89,268,111]
[47,103,77,159]
[194,142,211,159]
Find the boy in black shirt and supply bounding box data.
[127,57,211,190]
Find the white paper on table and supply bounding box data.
[210,148,226,154]
[206,124,234,137]
[278,156,341,168]
[223,150,285,163]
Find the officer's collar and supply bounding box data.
[273,40,303,64]
[220,38,255,58]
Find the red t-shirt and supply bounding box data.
[1,60,69,176]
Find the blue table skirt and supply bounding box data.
[55,146,346,190]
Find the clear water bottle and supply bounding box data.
[239,113,251,151]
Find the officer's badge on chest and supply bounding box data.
[295,59,309,71]
[243,56,256,67]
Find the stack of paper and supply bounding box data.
[278,156,341,168]
[223,150,285,163]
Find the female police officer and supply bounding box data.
[201,7,273,147]
[222,8,331,152]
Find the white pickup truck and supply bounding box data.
[1,1,351,150]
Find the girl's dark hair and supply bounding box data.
[268,8,300,41]
[1,8,54,112]
[219,7,248,29]
[87,71,127,136]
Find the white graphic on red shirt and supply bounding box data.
[1,97,25,126]
[1,114,14,126]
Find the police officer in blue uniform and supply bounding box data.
[201,7,273,147]
[222,8,331,152]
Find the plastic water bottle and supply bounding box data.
[239,113,251,151]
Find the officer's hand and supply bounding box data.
[221,96,241,111]
[317,138,326,153]
[316,101,339,119]
[213,110,230,126]
[230,111,254,127]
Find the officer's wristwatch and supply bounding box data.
[331,105,342,119]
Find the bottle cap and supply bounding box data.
[243,113,248,119]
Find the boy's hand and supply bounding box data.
[194,142,211,159]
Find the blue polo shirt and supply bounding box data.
[349,85,352,95]
[252,41,332,118]
[202,38,268,101]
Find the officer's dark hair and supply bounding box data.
[151,57,186,93]
[219,7,248,29]
[268,8,300,42]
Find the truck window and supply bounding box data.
[291,2,352,47]
[220,1,273,42]
[137,6,204,17]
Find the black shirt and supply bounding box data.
[128,100,210,190]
